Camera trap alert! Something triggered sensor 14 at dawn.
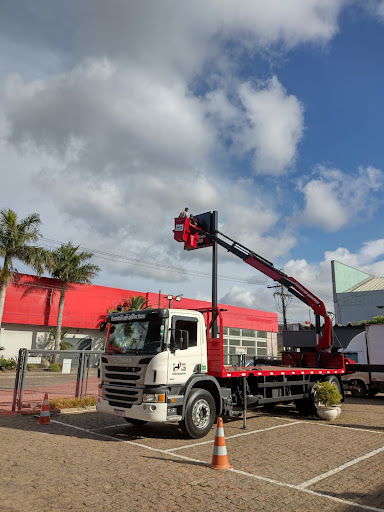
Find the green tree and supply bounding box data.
[0,208,48,335]
[109,294,150,313]
[357,316,384,326]
[122,295,150,311]
[46,243,100,360]
[48,328,73,350]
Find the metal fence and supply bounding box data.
[11,348,103,412]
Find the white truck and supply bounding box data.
[96,306,349,438]
[96,215,350,438]
[341,324,384,398]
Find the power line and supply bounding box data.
[37,236,270,285]
[2,233,334,296]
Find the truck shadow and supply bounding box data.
[0,412,203,442]
[315,487,384,511]
[254,401,384,432]
[142,455,207,468]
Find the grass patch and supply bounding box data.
[48,395,97,410]
[47,364,61,372]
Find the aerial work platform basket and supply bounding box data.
[174,217,199,250]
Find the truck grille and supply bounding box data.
[101,355,152,407]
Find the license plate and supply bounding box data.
[114,409,125,417]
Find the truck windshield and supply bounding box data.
[106,318,165,355]
[343,352,358,363]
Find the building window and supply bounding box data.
[241,339,255,347]
[222,325,273,364]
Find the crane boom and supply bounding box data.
[174,216,332,352]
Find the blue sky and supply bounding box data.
[283,7,384,259]
[284,8,384,173]
[1,1,384,324]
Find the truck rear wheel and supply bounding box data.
[296,375,343,416]
[295,383,318,416]
[324,375,342,395]
[180,389,216,439]
[351,380,367,398]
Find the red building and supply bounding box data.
[0,273,278,361]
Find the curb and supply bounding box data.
[57,406,97,414]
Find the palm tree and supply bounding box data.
[109,294,151,313]
[122,295,151,311]
[47,242,100,359]
[48,328,73,350]
[0,208,48,335]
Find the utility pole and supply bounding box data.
[269,284,292,330]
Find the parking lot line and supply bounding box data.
[297,443,384,489]
[89,423,127,431]
[231,468,384,512]
[319,422,384,435]
[50,418,384,511]
[51,419,205,463]
[168,420,303,451]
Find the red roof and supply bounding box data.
[2,273,278,332]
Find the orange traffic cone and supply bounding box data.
[38,393,51,425]
[208,417,233,470]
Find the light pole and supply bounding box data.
[165,294,183,308]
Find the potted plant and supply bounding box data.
[315,380,343,420]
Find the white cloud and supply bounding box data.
[323,247,359,269]
[0,1,346,249]
[79,1,344,70]
[220,234,384,324]
[362,0,384,22]
[236,77,304,175]
[1,59,214,174]
[379,1,384,19]
[359,239,384,264]
[299,166,384,232]
[203,76,304,175]
[1,0,368,311]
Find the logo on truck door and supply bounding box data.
[173,361,186,372]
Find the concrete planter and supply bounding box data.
[317,405,341,421]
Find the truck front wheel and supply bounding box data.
[180,389,216,439]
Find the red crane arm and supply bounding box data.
[175,218,332,352]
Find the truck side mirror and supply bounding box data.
[170,329,189,352]
[180,330,189,350]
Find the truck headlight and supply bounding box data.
[143,393,165,403]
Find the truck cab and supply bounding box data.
[340,332,370,397]
[340,325,384,398]
[96,308,214,437]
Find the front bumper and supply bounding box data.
[96,398,168,423]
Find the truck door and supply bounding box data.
[168,315,202,384]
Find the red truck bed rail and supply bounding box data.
[195,307,347,378]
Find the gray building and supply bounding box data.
[331,261,384,325]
